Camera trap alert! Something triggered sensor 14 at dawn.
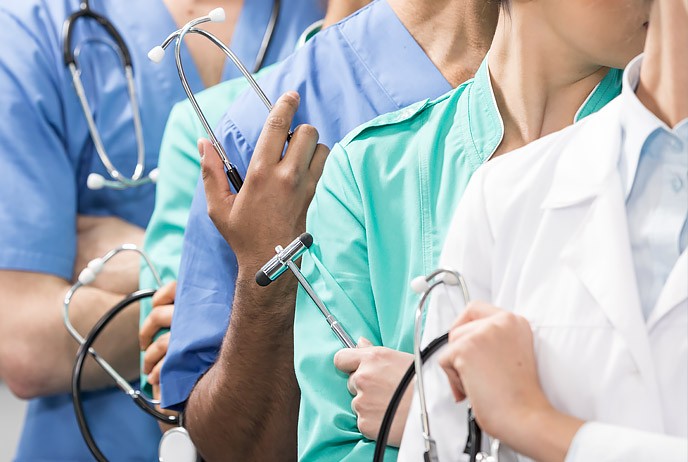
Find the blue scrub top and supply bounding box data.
[0,0,323,460]
[161,0,453,410]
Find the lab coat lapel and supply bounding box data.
[542,104,660,405]
[647,250,688,330]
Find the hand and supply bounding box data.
[152,382,178,434]
[334,337,414,445]
[199,91,329,274]
[437,302,583,460]
[140,280,176,385]
[74,215,144,293]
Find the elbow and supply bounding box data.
[0,341,55,399]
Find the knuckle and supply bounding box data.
[266,115,290,131]
[278,167,302,189]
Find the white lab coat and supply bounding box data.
[398,98,688,462]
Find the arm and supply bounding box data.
[184,91,329,461]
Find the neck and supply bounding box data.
[636,1,688,128]
[388,0,498,87]
[488,8,610,156]
[322,0,371,28]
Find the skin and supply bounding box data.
[438,2,685,461]
[183,0,499,457]
[0,1,250,400]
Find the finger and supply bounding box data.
[199,138,235,220]
[251,91,300,168]
[357,337,374,348]
[142,333,170,375]
[451,301,503,330]
[147,360,163,386]
[333,348,364,374]
[308,143,330,179]
[283,124,319,171]
[351,397,358,417]
[438,346,466,401]
[151,280,177,308]
[139,305,174,350]
[347,373,357,396]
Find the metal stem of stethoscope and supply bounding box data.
[64,1,157,190]
[149,8,277,193]
[411,269,469,461]
[63,244,163,401]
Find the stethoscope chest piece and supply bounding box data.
[158,427,198,462]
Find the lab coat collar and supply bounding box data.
[558,170,663,422]
[647,250,687,330]
[542,99,625,209]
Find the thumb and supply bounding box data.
[357,337,374,348]
[199,138,235,219]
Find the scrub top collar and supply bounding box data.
[340,0,451,109]
[295,20,323,49]
[618,53,688,199]
[450,55,624,165]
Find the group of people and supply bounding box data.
[0,0,685,461]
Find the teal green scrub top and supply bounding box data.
[138,23,323,393]
[293,58,623,461]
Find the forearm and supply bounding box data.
[185,271,301,462]
[0,271,140,398]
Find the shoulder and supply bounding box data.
[472,98,623,219]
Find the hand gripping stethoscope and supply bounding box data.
[148,8,282,193]
[63,0,158,190]
[63,245,197,462]
[373,269,501,462]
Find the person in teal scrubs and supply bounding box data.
[137,20,325,397]
[292,1,651,460]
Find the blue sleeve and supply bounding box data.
[159,177,239,409]
[0,8,76,279]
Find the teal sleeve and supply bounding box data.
[294,143,397,462]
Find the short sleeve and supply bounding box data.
[0,8,76,279]
[294,142,392,461]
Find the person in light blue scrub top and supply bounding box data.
[0,0,323,460]
[160,0,460,411]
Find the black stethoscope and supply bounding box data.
[63,0,280,191]
[373,269,501,462]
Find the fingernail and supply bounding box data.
[284,90,300,102]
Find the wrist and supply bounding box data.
[506,402,583,462]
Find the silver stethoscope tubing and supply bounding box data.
[373,269,500,462]
[63,0,157,190]
[149,8,279,193]
[63,244,164,404]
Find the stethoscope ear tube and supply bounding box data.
[72,289,179,462]
[372,333,449,462]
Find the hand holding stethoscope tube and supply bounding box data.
[199,91,328,275]
[436,302,584,461]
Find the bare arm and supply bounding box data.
[0,216,144,398]
[186,271,301,462]
[183,92,328,461]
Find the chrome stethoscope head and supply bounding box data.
[410,269,501,462]
[63,1,158,190]
[148,8,276,193]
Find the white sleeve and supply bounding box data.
[399,166,495,462]
[566,422,688,462]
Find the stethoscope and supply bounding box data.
[63,0,158,190]
[64,245,197,462]
[148,7,282,193]
[373,269,501,462]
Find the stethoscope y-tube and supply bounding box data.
[149,8,282,193]
[63,1,157,190]
[256,233,357,349]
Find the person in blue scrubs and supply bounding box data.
[0,0,323,460]
[160,0,499,458]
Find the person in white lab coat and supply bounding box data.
[398,0,688,460]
